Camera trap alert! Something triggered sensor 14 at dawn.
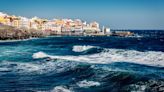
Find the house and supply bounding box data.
[30,17,48,30]
[3,16,20,27]
[42,21,62,34]
[18,17,30,29]
[0,12,8,25]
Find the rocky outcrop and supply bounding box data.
[0,24,49,40]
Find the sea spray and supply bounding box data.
[32,51,49,59]
[72,45,96,52]
[33,47,164,67]
[77,80,100,88]
[0,34,164,92]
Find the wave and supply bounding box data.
[127,84,146,92]
[72,45,96,52]
[125,80,164,92]
[51,86,73,92]
[0,60,79,75]
[76,80,100,88]
[32,51,49,59]
[32,47,164,67]
[0,37,40,43]
[0,38,31,43]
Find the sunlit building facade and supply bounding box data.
[0,12,110,35]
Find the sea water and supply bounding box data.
[0,30,164,92]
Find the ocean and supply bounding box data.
[0,30,164,92]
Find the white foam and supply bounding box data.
[32,52,90,61]
[0,61,41,73]
[0,67,10,72]
[32,52,49,59]
[72,45,95,52]
[129,84,146,92]
[77,80,100,88]
[32,48,164,67]
[0,60,78,75]
[52,86,73,92]
[0,39,31,43]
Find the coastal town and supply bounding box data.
[0,12,133,40]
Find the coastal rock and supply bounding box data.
[0,24,49,40]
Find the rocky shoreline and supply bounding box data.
[0,24,50,40]
[0,24,135,41]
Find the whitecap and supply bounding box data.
[72,45,95,52]
[32,48,164,67]
[77,80,100,88]
[32,51,49,59]
[51,86,73,92]
[0,39,30,43]
[0,67,10,72]
[0,60,78,75]
[128,84,146,92]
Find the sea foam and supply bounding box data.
[72,45,95,52]
[32,46,164,67]
[52,86,73,92]
[32,51,49,59]
[0,60,78,75]
[77,80,100,88]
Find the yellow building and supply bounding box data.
[31,17,48,30]
[9,16,20,27]
[12,19,20,27]
[0,16,7,24]
[0,16,20,27]
[55,19,65,26]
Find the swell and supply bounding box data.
[33,46,164,67]
[72,45,103,55]
[0,60,164,92]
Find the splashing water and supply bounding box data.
[0,31,164,92]
[72,45,96,52]
[33,48,164,67]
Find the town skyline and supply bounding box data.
[0,12,98,24]
[0,11,110,36]
[0,0,164,30]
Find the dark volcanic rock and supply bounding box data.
[0,24,49,40]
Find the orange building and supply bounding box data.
[54,19,65,26]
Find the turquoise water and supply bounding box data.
[0,30,164,92]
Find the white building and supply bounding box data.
[19,17,30,29]
[90,21,99,29]
[104,27,111,34]
[43,21,61,32]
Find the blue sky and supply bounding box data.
[0,0,164,29]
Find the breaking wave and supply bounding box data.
[51,86,73,92]
[0,60,78,75]
[76,80,100,88]
[1,34,164,92]
[72,45,96,52]
[33,46,164,67]
[32,51,48,59]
